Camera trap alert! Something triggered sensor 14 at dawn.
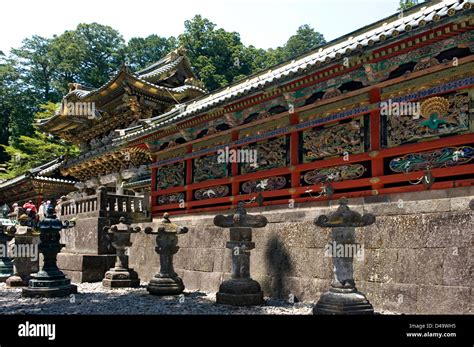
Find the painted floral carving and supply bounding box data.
[303,164,366,185]
[193,153,228,183]
[303,119,365,162]
[241,176,287,193]
[240,137,288,174]
[385,93,470,147]
[194,185,229,200]
[389,146,473,173]
[156,162,185,190]
[157,192,185,205]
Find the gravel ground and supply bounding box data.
[0,282,314,315]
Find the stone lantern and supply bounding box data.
[0,203,15,282]
[6,214,39,287]
[144,213,188,295]
[102,217,141,288]
[22,203,77,298]
[313,198,375,314]
[213,201,267,306]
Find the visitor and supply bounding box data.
[22,200,37,221]
[37,201,47,221]
[12,202,19,217]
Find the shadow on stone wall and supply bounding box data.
[265,235,293,300]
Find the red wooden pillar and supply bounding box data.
[37,193,42,208]
[185,144,193,210]
[369,87,384,190]
[290,112,300,200]
[231,130,239,205]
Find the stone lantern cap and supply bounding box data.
[0,217,16,229]
[315,198,375,228]
[107,217,140,234]
[1,203,10,218]
[214,201,268,229]
[145,213,188,235]
[5,214,38,237]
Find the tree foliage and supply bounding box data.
[126,35,178,71]
[0,103,79,180]
[398,0,419,11]
[0,16,326,178]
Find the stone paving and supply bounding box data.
[0,282,315,315]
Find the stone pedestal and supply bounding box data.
[214,201,267,306]
[0,218,15,282]
[22,204,77,298]
[0,231,13,282]
[145,213,188,296]
[6,215,39,287]
[57,185,150,282]
[313,198,375,315]
[102,217,140,288]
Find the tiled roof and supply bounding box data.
[117,0,472,143]
[137,55,184,81]
[58,65,206,103]
[0,158,77,190]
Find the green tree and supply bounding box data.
[179,15,258,90]
[0,52,39,151]
[398,0,419,11]
[0,52,17,162]
[49,31,87,95]
[265,24,326,65]
[0,17,328,178]
[280,24,326,61]
[0,102,79,179]
[10,36,59,102]
[126,35,178,70]
[74,23,126,87]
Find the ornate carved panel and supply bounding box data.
[240,136,288,174]
[157,192,185,205]
[383,92,471,148]
[302,118,366,162]
[302,164,366,185]
[389,146,473,173]
[194,185,229,200]
[241,176,287,193]
[156,162,185,190]
[193,153,228,183]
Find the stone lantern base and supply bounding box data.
[22,274,77,298]
[6,275,29,287]
[147,275,184,296]
[102,268,140,288]
[313,287,374,315]
[0,259,14,282]
[216,278,264,306]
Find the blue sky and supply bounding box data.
[1,0,403,54]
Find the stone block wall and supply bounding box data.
[130,186,473,314]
